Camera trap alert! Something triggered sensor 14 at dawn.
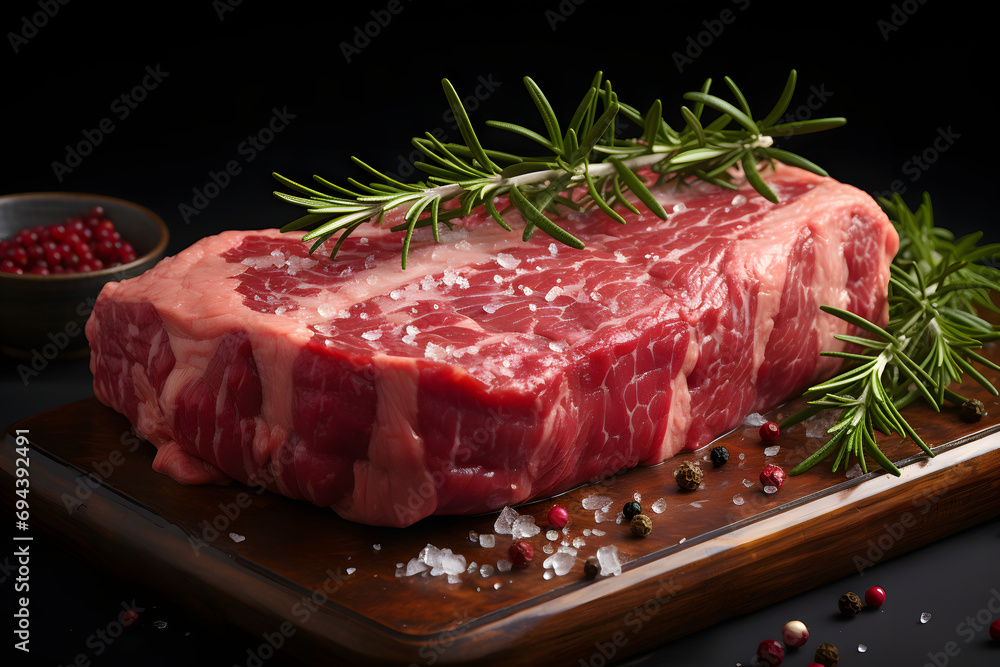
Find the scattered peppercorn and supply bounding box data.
[864,585,886,608]
[813,642,839,667]
[960,398,986,423]
[838,591,863,617]
[759,463,786,491]
[629,513,653,537]
[674,461,703,490]
[759,420,780,442]
[583,555,600,579]
[756,639,784,666]
[622,500,642,521]
[781,620,809,647]
[508,540,533,568]
[547,505,569,528]
[121,609,139,629]
[710,445,729,467]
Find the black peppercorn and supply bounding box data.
[583,555,600,579]
[623,501,642,521]
[814,642,839,667]
[838,591,863,617]
[710,445,729,467]
[630,514,653,537]
[960,398,986,423]
[674,461,703,490]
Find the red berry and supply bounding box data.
[756,639,784,666]
[89,205,105,218]
[121,609,139,628]
[865,585,886,608]
[508,540,533,568]
[759,421,780,442]
[989,618,999,641]
[760,464,786,491]
[547,505,569,528]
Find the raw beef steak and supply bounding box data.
[86,164,897,526]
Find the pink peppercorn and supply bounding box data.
[759,421,780,442]
[509,540,533,568]
[865,585,886,608]
[548,505,569,528]
[760,464,786,490]
[756,639,784,666]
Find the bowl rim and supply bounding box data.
[0,191,170,281]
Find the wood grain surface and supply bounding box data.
[3,353,1000,665]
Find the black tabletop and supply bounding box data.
[3,1,1000,665]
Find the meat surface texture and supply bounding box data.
[86,165,898,527]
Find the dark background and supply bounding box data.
[3,0,999,665]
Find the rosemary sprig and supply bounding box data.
[783,194,1000,476]
[272,70,845,268]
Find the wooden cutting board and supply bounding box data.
[4,362,1000,665]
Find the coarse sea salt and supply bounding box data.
[361,330,382,341]
[595,507,614,523]
[543,552,575,576]
[512,515,540,539]
[764,445,780,457]
[496,253,520,270]
[651,498,667,514]
[229,532,245,543]
[546,530,559,541]
[494,506,519,535]
[733,494,745,506]
[425,341,447,361]
[582,494,613,510]
[479,534,496,548]
[596,545,622,577]
[743,412,767,427]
